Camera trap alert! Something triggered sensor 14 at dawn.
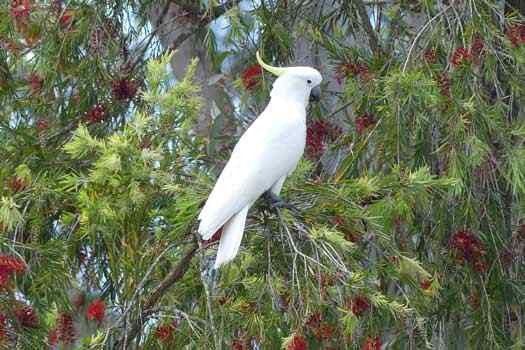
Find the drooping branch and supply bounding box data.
[352,0,383,56]
[120,241,199,348]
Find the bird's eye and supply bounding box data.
[307,79,312,84]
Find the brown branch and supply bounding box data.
[352,0,383,56]
[121,241,199,348]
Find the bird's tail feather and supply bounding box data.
[214,205,249,269]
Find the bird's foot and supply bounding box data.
[264,191,297,211]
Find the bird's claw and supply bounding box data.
[264,191,298,211]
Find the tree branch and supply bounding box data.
[352,0,383,56]
[120,241,199,348]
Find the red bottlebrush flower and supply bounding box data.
[59,10,74,29]
[312,323,334,341]
[232,339,249,350]
[362,336,381,350]
[241,64,263,90]
[0,271,9,288]
[506,24,525,47]
[317,272,335,288]
[420,279,432,290]
[473,259,488,273]
[449,230,487,273]
[306,120,340,159]
[10,0,31,19]
[451,47,471,66]
[306,125,325,159]
[112,78,138,101]
[351,295,370,316]
[28,73,43,94]
[14,305,38,328]
[8,176,28,193]
[36,119,48,132]
[435,73,451,98]
[423,48,437,64]
[48,328,59,346]
[86,299,105,322]
[203,227,222,245]
[287,335,308,350]
[0,313,6,338]
[470,35,484,61]
[155,322,176,343]
[0,255,26,275]
[56,313,75,344]
[305,312,321,330]
[335,62,370,84]
[85,104,107,124]
[355,113,376,134]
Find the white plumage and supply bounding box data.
[198,53,322,268]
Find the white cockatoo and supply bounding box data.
[198,52,322,268]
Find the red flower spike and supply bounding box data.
[506,24,525,47]
[423,48,437,64]
[232,339,249,350]
[85,104,107,124]
[0,271,9,288]
[335,62,370,84]
[87,299,105,322]
[241,64,263,90]
[305,312,321,330]
[449,230,487,273]
[112,78,138,101]
[473,259,488,273]
[59,10,74,29]
[470,35,484,61]
[0,255,26,275]
[56,313,75,344]
[155,322,176,343]
[48,328,58,346]
[451,47,472,66]
[14,305,38,328]
[306,120,341,159]
[351,295,370,316]
[362,336,381,350]
[355,113,376,134]
[29,73,43,94]
[420,279,432,290]
[36,119,49,132]
[203,227,222,245]
[288,335,308,350]
[313,323,334,340]
[435,73,451,98]
[8,176,28,193]
[10,0,31,19]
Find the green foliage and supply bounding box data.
[1,1,525,349]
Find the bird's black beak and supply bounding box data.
[309,86,321,102]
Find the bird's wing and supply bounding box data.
[198,104,306,239]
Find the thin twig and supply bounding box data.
[352,0,383,55]
[120,241,198,347]
[402,4,454,73]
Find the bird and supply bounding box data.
[198,52,322,268]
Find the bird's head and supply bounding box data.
[256,51,322,105]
